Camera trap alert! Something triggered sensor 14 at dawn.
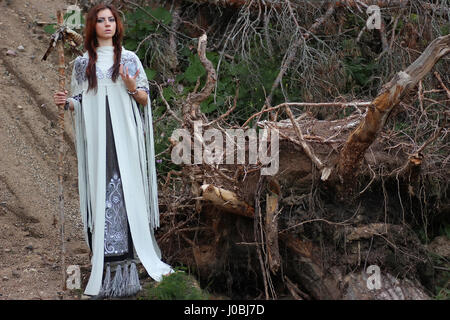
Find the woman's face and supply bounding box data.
[95,9,116,42]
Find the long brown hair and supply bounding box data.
[84,3,124,93]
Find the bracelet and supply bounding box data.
[127,88,138,95]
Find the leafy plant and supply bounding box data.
[141,271,209,300]
[344,56,379,92]
[43,24,57,34]
[124,6,171,54]
[434,287,450,300]
[182,53,206,84]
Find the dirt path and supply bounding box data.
[0,0,90,299]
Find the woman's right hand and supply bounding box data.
[53,90,68,106]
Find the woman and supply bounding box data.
[53,3,172,298]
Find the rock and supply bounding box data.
[72,245,89,254]
[5,49,17,56]
[342,270,430,300]
[17,105,23,110]
[427,236,450,258]
[2,276,8,281]
[25,244,33,251]
[17,45,25,51]
[4,248,11,253]
[12,271,20,278]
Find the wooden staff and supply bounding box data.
[42,9,83,294]
[55,9,67,292]
[42,10,83,291]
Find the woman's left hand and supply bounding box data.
[119,64,140,92]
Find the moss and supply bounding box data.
[140,271,209,300]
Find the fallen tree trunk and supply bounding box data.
[159,33,446,300]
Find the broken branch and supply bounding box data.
[337,35,450,190]
[200,184,254,217]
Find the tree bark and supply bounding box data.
[185,34,217,120]
[56,10,67,292]
[265,188,280,273]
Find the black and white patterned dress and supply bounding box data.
[103,95,133,262]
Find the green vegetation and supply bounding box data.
[140,270,209,300]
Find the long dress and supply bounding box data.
[67,45,172,297]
